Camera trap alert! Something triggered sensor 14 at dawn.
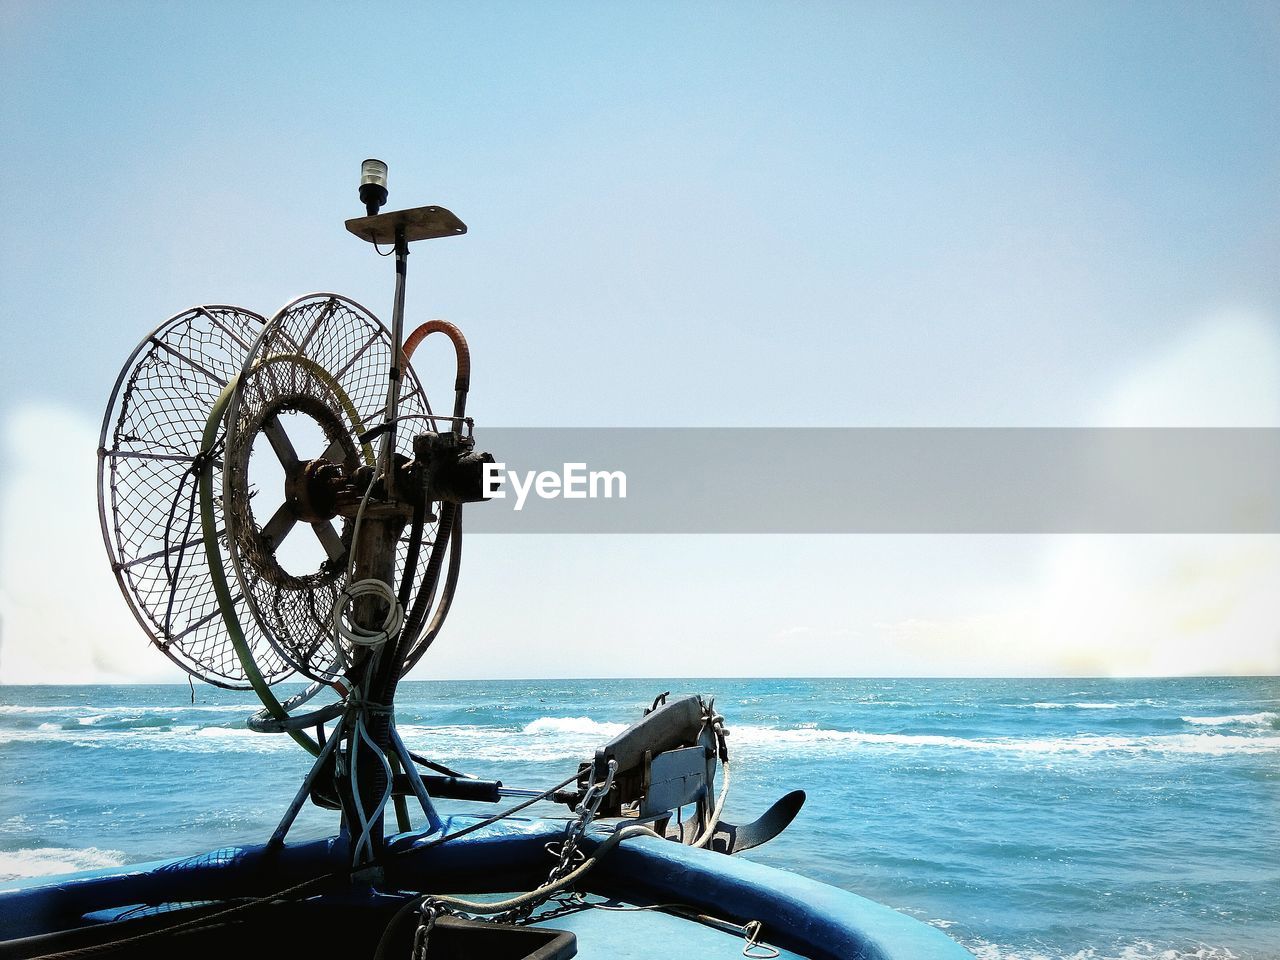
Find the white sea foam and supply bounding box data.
[521,716,627,737]
[1025,702,1120,710]
[0,705,58,714]
[954,935,1242,960]
[0,704,246,715]
[399,720,627,762]
[0,847,126,882]
[0,723,294,755]
[1181,712,1277,727]
[193,726,262,741]
[5,714,1279,760]
[729,727,1280,757]
[399,722,1280,761]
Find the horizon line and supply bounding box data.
[1,674,1276,687]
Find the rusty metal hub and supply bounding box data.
[285,458,346,523]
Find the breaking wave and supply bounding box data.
[5,714,1277,760]
[520,717,627,737]
[0,847,126,882]
[0,704,247,716]
[1180,712,1277,727]
[952,934,1245,960]
[729,726,1280,757]
[1024,702,1121,710]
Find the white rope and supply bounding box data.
[332,473,404,649]
[692,756,731,849]
[422,823,657,915]
[691,715,732,849]
[333,578,403,647]
[350,705,394,864]
[334,473,399,863]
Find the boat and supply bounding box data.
[0,161,973,959]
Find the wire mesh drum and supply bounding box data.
[222,293,436,683]
[97,306,295,688]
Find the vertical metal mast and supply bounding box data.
[381,224,409,498]
[340,161,470,863]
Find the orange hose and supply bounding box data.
[402,319,471,431]
[402,319,470,392]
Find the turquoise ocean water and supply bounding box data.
[1,677,1276,958]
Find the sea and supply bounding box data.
[1,677,1276,959]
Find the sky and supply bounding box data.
[0,1,1277,682]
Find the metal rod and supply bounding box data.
[168,596,242,641]
[113,530,223,571]
[149,338,228,387]
[268,711,347,849]
[389,723,444,834]
[296,296,338,354]
[105,450,214,464]
[195,306,254,352]
[379,225,410,499]
[390,752,412,833]
[348,230,411,852]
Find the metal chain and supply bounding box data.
[552,761,618,878]
[399,748,771,956]
[411,759,620,942]
[411,900,442,960]
[493,758,618,924]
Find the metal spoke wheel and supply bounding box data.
[222,294,436,683]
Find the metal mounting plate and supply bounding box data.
[640,745,709,817]
[345,205,468,244]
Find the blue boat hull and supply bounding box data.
[0,817,971,959]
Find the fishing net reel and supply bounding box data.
[97,161,494,862]
[98,296,477,694]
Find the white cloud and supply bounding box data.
[1099,309,1280,427]
[877,310,1280,676]
[1050,309,1280,674]
[0,405,179,683]
[1033,535,1279,675]
[876,536,1280,677]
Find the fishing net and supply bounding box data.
[98,306,295,688]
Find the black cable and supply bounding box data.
[373,502,456,708]
[400,509,463,674]
[397,496,426,611]
[409,751,472,780]
[399,503,457,657]
[160,439,221,641]
[159,468,194,639]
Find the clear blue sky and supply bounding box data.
[1,2,1277,681]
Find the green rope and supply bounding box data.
[199,382,319,755]
[198,352,389,755]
